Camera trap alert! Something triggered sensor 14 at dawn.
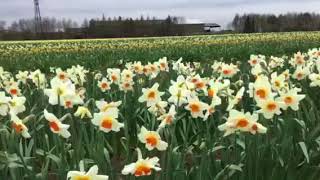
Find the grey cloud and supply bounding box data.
[1,0,320,28]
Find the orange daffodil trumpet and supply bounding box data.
[11,114,31,139]
[119,69,135,93]
[292,65,311,80]
[122,148,161,177]
[44,109,71,138]
[308,48,320,60]
[92,100,124,133]
[211,61,239,78]
[157,57,169,72]
[290,51,306,67]
[5,81,21,97]
[98,78,111,92]
[147,62,161,79]
[132,61,144,75]
[121,69,135,82]
[138,126,168,151]
[219,63,239,78]
[55,68,69,82]
[249,75,275,102]
[218,110,267,136]
[138,83,164,107]
[206,80,221,101]
[248,54,266,67]
[107,68,121,85]
[185,97,209,119]
[276,88,305,111]
[189,74,207,91]
[206,79,226,108]
[91,111,124,133]
[270,72,287,91]
[257,98,284,119]
[157,105,176,128]
[120,80,134,92]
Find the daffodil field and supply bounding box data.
[1,32,320,71]
[2,33,320,180]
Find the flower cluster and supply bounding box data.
[1,47,318,178]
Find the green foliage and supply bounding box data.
[1,32,320,180]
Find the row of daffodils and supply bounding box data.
[1,48,320,179]
[2,32,319,59]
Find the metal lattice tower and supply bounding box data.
[33,0,42,34]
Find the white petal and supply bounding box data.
[22,130,31,139]
[91,113,102,125]
[67,171,85,179]
[94,175,109,180]
[86,165,98,176]
[112,121,124,132]
[121,163,136,175]
[157,141,168,151]
[138,96,145,103]
[147,157,160,166]
[44,109,57,122]
[96,100,106,110]
[60,129,71,138]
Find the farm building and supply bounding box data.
[204,23,221,32]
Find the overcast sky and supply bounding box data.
[1,0,320,27]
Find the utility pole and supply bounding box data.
[33,0,43,35]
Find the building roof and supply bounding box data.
[204,23,221,27]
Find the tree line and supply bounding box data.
[1,17,79,33]
[0,17,80,40]
[232,12,320,33]
[1,12,320,40]
[85,15,193,38]
[0,15,189,40]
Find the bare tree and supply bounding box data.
[62,18,73,31]
[232,13,320,33]
[72,21,78,28]
[81,19,89,28]
[9,21,20,32]
[18,19,34,32]
[0,21,6,31]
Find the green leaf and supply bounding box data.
[228,164,243,172]
[236,139,245,150]
[210,145,225,153]
[298,142,309,163]
[47,154,61,164]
